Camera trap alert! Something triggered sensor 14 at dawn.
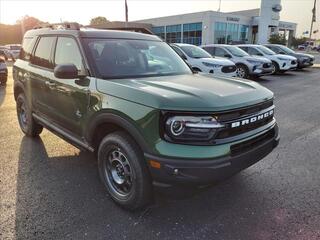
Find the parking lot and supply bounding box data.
[1,59,320,239]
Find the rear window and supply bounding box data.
[31,36,56,68]
[21,38,36,61]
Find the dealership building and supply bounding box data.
[135,0,297,46]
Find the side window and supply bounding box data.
[270,46,279,53]
[20,37,36,61]
[239,46,248,52]
[31,36,56,68]
[203,47,214,56]
[248,47,262,56]
[215,47,228,57]
[172,46,187,60]
[55,37,83,71]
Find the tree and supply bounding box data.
[90,16,109,26]
[291,37,308,48]
[17,15,43,32]
[268,33,286,45]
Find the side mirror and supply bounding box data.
[54,64,78,79]
[224,54,232,58]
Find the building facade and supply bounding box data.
[135,4,297,46]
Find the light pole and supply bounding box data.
[217,0,222,12]
[310,0,317,39]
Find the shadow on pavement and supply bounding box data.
[14,136,288,240]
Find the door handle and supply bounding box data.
[45,81,56,88]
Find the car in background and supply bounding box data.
[5,44,22,60]
[0,57,8,86]
[201,44,273,79]
[264,44,314,69]
[0,46,11,60]
[237,44,298,74]
[170,43,237,77]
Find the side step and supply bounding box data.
[32,113,94,152]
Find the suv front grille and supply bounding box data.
[214,100,275,140]
[221,65,236,73]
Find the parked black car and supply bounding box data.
[0,58,8,86]
[264,44,314,69]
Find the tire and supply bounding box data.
[98,131,153,210]
[235,64,249,79]
[0,76,7,86]
[16,93,43,137]
[271,61,280,74]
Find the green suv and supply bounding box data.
[13,24,279,210]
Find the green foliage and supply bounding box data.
[268,34,287,45]
[0,15,42,45]
[90,16,109,26]
[291,37,308,48]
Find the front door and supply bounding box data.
[48,36,91,137]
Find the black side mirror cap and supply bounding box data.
[54,64,78,79]
[224,54,232,58]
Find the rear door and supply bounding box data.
[29,36,57,117]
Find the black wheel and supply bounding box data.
[16,93,43,137]
[271,61,280,74]
[98,131,153,210]
[0,76,7,86]
[235,64,249,79]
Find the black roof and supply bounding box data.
[24,28,161,41]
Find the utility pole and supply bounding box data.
[310,0,317,39]
[217,0,222,12]
[125,0,128,28]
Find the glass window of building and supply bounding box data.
[152,26,165,40]
[182,22,202,45]
[226,23,239,44]
[214,22,227,44]
[239,25,249,42]
[166,24,182,43]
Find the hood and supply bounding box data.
[291,52,314,59]
[200,57,235,66]
[97,74,273,111]
[243,55,271,63]
[274,54,297,60]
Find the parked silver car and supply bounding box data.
[237,44,298,74]
[201,44,273,79]
[5,44,21,60]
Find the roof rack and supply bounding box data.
[33,22,81,30]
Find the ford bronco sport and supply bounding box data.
[13,23,279,210]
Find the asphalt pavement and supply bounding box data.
[1,64,320,240]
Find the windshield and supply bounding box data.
[84,39,192,79]
[179,45,212,59]
[224,46,248,57]
[278,45,295,54]
[257,46,276,55]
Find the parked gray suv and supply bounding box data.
[201,44,274,79]
[264,44,314,69]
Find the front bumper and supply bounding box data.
[146,124,279,187]
[298,59,314,68]
[251,67,274,76]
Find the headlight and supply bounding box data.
[202,62,222,68]
[163,115,224,144]
[277,57,288,61]
[247,60,262,65]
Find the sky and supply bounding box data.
[0,0,319,37]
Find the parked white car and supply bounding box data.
[5,44,21,60]
[171,43,237,77]
[201,44,274,79]
[237,44,298,73]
